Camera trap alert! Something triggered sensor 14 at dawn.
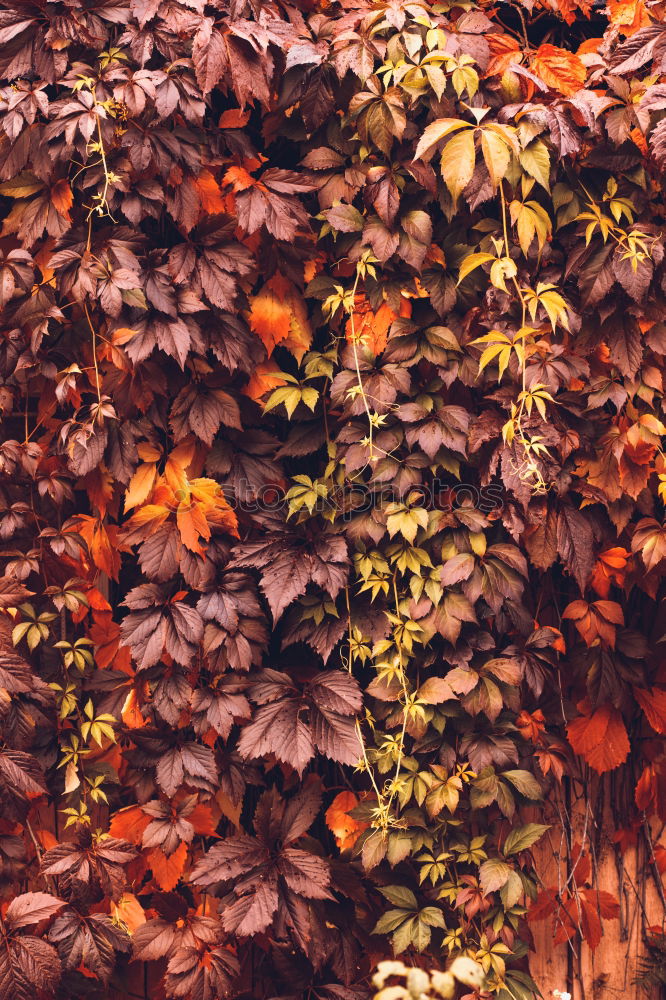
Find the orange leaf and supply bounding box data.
[108,805,150,845]
[189,802,218,837]
[176,501,211,555]
[194,169,225,214]
[242,359,289,402]
[34,828,58,851]
[249,274,312,359]
[112,327,139,346]
[223,165,256,193]
[580,888,619,948]
[567,701,629,773]
[219,109,251,129]
[515,709,546,743]
[148,841,188,891]
[79,465,115,519]
[562,599,623,647]
[607,0,650,33]
[325,791,369,852]
[248,283,293,355]
[577,37,604,54]
[345,297,411,356]
[590,546,629,598]
[121,688,146,729]
[189,477,239,538]
[570,843,592,887]
[635,763,658,811]
[531,44,586,96]
[110,892,147,934]
[51,178,73,220]
[124,462,158,513]
[485,34,522,77]
[76,516,124,581]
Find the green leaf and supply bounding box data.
[418,905,446,927]
[392,915,417,954]
[373,907,412,935]
[361,829,388,869]
[379,885,418,909]
[502,769,543,800]
[503,823,550,856]
[411,915,432,952]
[440,129,476,203]
[496,970,542,1000]
[324,203,364,233]
[386,831,413,866]
[470,769,499,809]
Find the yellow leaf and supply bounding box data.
[458,252,495,285]
[480,130,511,189]
[414,118,470,162]
[124,462,157,512]
[440,129,476,202]
[519,141,551,191]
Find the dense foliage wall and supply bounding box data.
[1,0,666,997]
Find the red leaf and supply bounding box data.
[634,686,666,733]
[567,701,630,773]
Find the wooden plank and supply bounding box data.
[529,779,664,1000]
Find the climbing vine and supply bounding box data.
[1,0,666,999]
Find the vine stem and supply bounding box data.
[383,571,412,820]
[343,585,384,809]
[498,181,549,491]
[83,302,102,403]
[347,266,375,462]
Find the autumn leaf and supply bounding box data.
[485,34,522,77]
[567,700,630,773]
[440,128,476,202]
[108,805,151,845]
[590,547,629,598]
[325,790,369,851]
[110,892,147,934]
[634,686,666,734]
[607,0,650,33]
[50,179,73,220]
[219,109,251,128]
[249,274,312,360]
[75,516,127,581]
[345,296,411,355]
[632,518,666,572]
[531,44,586,96]
[148,841,188,891]
[124,462,158,513]
[193,169,225,214]
[515,709,546,743]
[242,358,289,402]
[562,599,624,647]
